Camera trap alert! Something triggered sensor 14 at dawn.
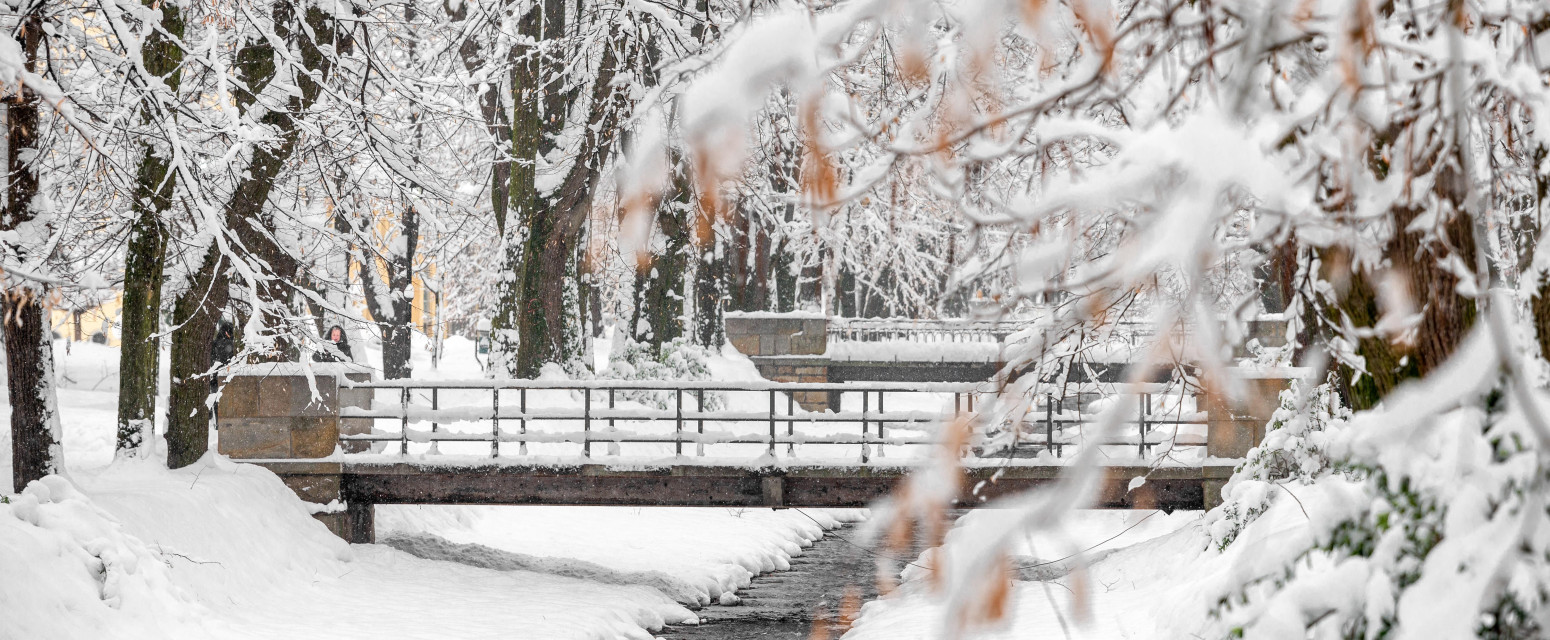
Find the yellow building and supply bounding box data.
[50,292,123,347]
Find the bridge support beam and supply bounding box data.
[216,363,376,543]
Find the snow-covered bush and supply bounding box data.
[1206,376,1351,550]
[575,338,725,411]
[1209,333,1550,639]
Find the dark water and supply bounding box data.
[657,523,923,639]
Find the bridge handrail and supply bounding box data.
[340,378,987,393]
[335,376,1205,463]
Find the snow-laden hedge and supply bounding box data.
[1206,376,1352,551]
[1205,336,1548,638]
[572,338,725,411]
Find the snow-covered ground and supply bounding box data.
[4,336,1230,639]
[0,339,862,638]
[846,509,1205,639]
[5,459,695,639]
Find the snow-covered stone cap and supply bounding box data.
[222,361,375,380]
[723,310,828,320]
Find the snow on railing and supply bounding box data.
[824,318,1169,347]
[826,318,1019,344]
[335,378,1208,464]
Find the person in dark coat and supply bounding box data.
[315,325,351,363]
[210,319,236,413]
[211,319,235,369]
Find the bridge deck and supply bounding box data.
[259,460,1219,512]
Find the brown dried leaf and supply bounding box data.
[807,606,831,640]
[800,98,838,210]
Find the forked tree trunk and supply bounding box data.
[164,5,341,467]
[513,17,628,377]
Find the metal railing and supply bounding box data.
[340,379,986,463]
[995,392,1208,458]
[335,378,1209,463]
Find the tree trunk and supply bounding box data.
[165,247,226,469]
[7,6,62,491]
[373,205,418,379]
[489,0,546,377]
[694,227,725,347]
[1325,205,1477,410]
[117,0,184,456]
[164,5,340,467]
[513,21,629,376]
[636,172,690,352]
[1534,278,1550,361]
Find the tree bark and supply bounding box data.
[488,0,546,376]
[165,5,340,467]
[693,226,725,347]
[1325,205,1477,410]
[165,247,227,470]
[6,6,62,491]
[636,163,690,352]
[362,205,418,379]
[117,0,184,456]
[513,21,629,376]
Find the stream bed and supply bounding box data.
[657,521,923,639]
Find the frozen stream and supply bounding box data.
[658,519,927,639]
[383,518,922,639]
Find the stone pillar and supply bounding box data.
[724,312,828,357]
[216,362,375,543]
[726,313,833,411]
[1202,368,1302,509]
[1201,464,1235,511]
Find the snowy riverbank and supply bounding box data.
[0,339,864,639]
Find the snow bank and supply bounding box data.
[377,504,864,608]
[0,473,212,638]
[2,456,696,639]
[846,509,1203,639]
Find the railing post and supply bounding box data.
[768,389,777,456]
[519,388,528,455]
[399,386,409,455]
[1046,393,1054,456]
[491,389,500,458]
[695,389,705,457]
[861,391,870,464]
[674,389,683,456]
[786,393,795,456]
[608,387,616,456]
[583,387,592,458]
[1140,392,1153,455]
[431,388,439,433]
[877,391,886,458]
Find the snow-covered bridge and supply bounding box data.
[722,313,1187,408]
[217,363,1292,544]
